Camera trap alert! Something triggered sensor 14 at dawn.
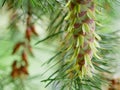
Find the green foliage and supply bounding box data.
[0,0,120,90]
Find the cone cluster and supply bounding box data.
[11,13,38,78]
[64,0,101,79]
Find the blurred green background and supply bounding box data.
[0,1,120,90]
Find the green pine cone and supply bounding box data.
[64,0,101,79]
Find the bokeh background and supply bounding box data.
[0,1,120,90]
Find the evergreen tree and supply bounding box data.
[0,0,120,90]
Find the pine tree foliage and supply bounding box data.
[0,0,120,90]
